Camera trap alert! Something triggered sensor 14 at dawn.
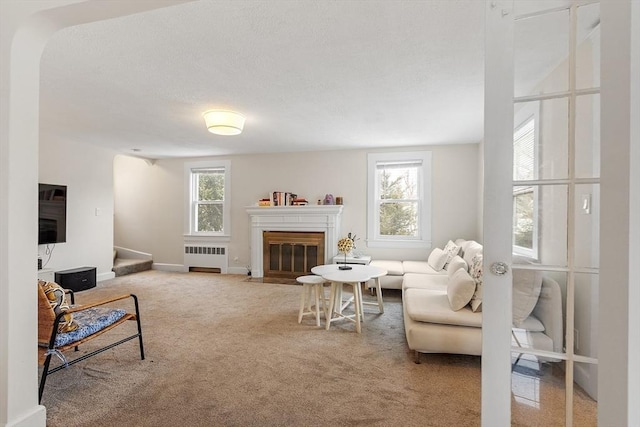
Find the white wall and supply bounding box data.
[114,143,481,271]
[39,137,117,281]
[1,2,192,426]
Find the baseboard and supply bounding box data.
[152,263,186,272]
[7,404,46,427]
[97,271,115,282]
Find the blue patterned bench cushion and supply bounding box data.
[43,307,127,348]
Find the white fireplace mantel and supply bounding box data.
[246,205,343,278]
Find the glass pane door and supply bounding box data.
[512,1,600,425]
[484,1,600,425]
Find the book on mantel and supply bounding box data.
[271,191,299,206]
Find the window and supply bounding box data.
[367,151,431,249]
[513,118,538,258]
[185,160,231,236]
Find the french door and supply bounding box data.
[483,1,600,425]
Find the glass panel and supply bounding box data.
[573,361,598,425]
[377,163,419,200]
[307,246,318,270]
[293,245,305,272]
[513,186,538,258]
[512,185,567,266]
[281,244,292,271]
[575,94,601,179]
[511,351,567,425]
[379,202,418,237]
[514,98,569,181]
[573,273,599,358]
[196,171,224,201]
[196,204,222,232]
[512,270,567,354]
[269,244,279,271]
[574,184,600,269]
[538,185,568,266]
[515,9,569,97]
[576,3,601,90]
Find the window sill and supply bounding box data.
[366,239,432,249]
[184,234,231,243]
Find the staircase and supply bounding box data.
[112,246,153,277]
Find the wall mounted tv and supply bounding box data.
[38,183,67,245]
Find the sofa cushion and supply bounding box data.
[402,273,448,291]
[427,247,448,271]
[447,268,476,311]
[370,259,403,276]
[405,288,482,327]
[403,260,444,275]
[446,255,467,277]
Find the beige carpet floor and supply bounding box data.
[41,270,596,426]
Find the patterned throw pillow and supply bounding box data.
[442,240,461,265]
[39,280,79,333]
[469,253,483,312]
[427,248,449,271]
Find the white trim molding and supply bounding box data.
[246,205,343,278]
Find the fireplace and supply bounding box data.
[246,205,343,278]
[263,231,324,278]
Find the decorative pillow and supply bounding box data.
[469,253,483,281]
[39,280,79,333]
[447,255,467,278]
[469,254,483,312]
[447,268,476,311]
[470,281,482,312]
[512,269,543,327]
[427,247,448,272]
[442,240,461,265]
[462,241,483,266]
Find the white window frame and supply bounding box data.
[184,159,231,238]
[367,151,432,249]
[512,114,540,259]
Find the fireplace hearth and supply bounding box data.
[246,205,343,278]
[263,231,324,279]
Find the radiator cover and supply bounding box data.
[184,245,228,273]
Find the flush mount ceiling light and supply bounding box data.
[202,110,245,136]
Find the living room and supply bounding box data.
[2,1,638,427]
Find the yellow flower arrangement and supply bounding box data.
[337,237,354,254]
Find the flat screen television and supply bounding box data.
[38,183,67,245]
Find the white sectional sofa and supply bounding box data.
[370,239,563,361]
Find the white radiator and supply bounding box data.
[184,245,228,273]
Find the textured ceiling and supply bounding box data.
[39,0,597,159]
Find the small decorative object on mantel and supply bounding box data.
[337,237,354,270]
[323,194,335,205]
[258,198,271,207]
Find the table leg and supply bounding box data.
[325,282,338,331]
[353,282,361,333]
[375,277,384,314]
